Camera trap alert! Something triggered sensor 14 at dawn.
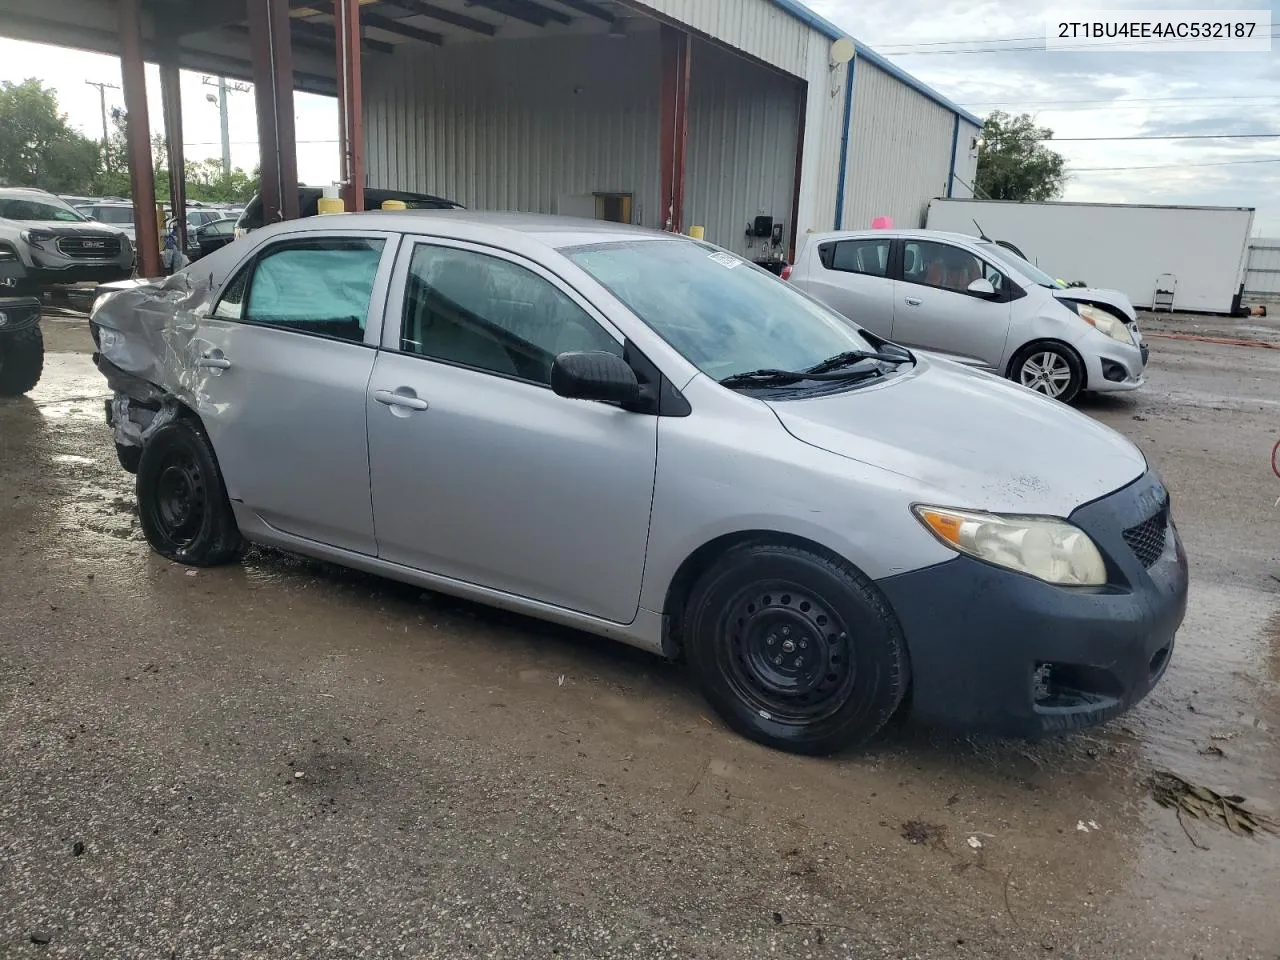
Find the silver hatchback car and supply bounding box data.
[92,213,1187,754]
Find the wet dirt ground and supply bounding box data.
[2,316,1277,959]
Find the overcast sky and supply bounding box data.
[0,0,1275,233]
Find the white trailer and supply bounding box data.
[925,198,1256,314]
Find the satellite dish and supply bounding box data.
[830,37,855,65]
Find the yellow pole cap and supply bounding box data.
[688,225,705,240]
[317,196,345,215]
[381,199,407,211]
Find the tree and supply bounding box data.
[0,80,101,192]
[94,114,258,204]
[975,111,1069,202]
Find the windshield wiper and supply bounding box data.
[718,366,884,389]
[805,348,911,375]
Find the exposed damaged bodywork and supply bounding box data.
[91,272,214,454]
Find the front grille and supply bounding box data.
[57,236,121,259]
[1123,502,1169,568]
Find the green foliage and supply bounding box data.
[0,79,102,192]
[0,85,257,205]
[975,111,1069,203]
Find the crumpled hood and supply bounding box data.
[15,219,129,239]
[767,358,1146,517]
[1053,286,1137,323]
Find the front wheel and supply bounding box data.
[0,326,44,396]
[1010,343,1084,404]
[136,420,244,566]
[683,543,908,755]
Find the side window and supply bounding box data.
[903,241,1004,296]
[820,239,890,277]
[229,238,385,342]
[401,244,621,385]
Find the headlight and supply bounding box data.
[914,506,1107,586]
[21,229,55,245]
[1078,304,1133,345]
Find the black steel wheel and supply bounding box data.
[0,326,44,396]
[684,542,908,755]
[136,420,244,566]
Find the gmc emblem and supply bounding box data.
[83,240,106,249]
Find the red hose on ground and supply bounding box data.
[1273,438,1280,480]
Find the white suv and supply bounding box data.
[786,229,1147,403]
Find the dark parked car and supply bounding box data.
[187,217,238,262]
[234,186,462,236]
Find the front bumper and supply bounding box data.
[25,264,134,287]
[1083,334,1147,393]
[878,470,1188,735]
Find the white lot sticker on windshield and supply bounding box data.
[707,252,741,269]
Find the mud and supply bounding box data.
[1,317,1277,959]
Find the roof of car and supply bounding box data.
[268,210,669,250]
[0,186,59,199]
[805,228,986,245]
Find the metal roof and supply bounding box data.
[764,0,984,127]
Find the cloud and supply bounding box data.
[805,0,1280,233]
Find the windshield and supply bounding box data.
[0,196,87,223]
[567,238,883,382]
[976,241,1061,289]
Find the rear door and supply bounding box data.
[792,237,895,337]
[191,231,397,554]
[890,238,1014,368]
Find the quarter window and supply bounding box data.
[903,240,1007,296]
[213,238,385,342]
[400,244,620,385]
[819,238,890,277]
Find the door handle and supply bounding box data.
[196,355,231,369]
[374,389,429,412]
[904,297,923,307]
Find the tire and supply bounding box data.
[115,442,142,475]
[1009,342,1084,404]
[683,542,908,755]
[136,420,244,566]
[0,326,44,396]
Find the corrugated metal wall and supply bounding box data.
[839,58,957,230]
[685,38,803,257]
[1244,238,1280,302]
[364,32,662,224]
[621,0,812,78]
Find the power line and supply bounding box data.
[1070,157,1280,171]
[874,33,1279,55]
[1047,133,1280,141]
[960,94,1280,107]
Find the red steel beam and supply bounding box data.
[117,0,161,277]
[249,0,300,222]
[788,93,807,263]
[159,63,188,259]
[659,24,690,234]
[335,0,365,210]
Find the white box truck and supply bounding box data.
[925,199,1255,315]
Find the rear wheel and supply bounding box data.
[1010,343,1083,404]
[136,420,244,566]
[0,326,44,396]
[683,543,908,755]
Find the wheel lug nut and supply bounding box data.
[795,657,804,666]
[773,656,783,666]
[782,627,791,636]
[799,640,808,649]
[767,636,776,645]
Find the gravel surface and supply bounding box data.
[1,318,1277,958]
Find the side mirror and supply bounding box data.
[83,215,97,222]
[551,351,639,404]
[967,277,997,297]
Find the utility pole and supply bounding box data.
[85,79,120,168]
[201,76,251,177]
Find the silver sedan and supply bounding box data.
[92,213,1187,754]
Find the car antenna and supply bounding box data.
[973,218,992,242]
